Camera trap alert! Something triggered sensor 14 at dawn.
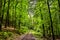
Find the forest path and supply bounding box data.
[1,26,60,40]
[14,33,37,40]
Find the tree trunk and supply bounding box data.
[18,0,22,30]
[58,0,60,8]
[0,0,2,31]
[14,0,18,29]
[40,10,45,37]
[5,0,10,28]
[57,0,60,36]
[1,0,6,27]
[47,0,55,40]
[58,0,60,19]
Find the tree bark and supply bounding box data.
[1,0,6,26]
[58,0,60,12]
[40,10,45,37]
[47,0,55,40]
[18,0,22,29]
[0,0,2,31]
[14,0,18,29]
[58,0,60,23]
[5,0,10,28]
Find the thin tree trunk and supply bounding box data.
[1,0,6,26]
[38,0,45,38]
[58,0,60,24]
[58,0,60,19]
[18,0,22,29]
[57,0,60,36]
[40,10,45,37]
[0,0,2,31]
[14,0,18,29]
[47,0,55,40]
[41,14,45,40]
[5,0,10,28]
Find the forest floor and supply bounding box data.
[1,27,60,40]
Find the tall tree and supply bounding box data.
[58,0,60,11]
[14,0,18,29]
[18,0,22,30]
[58,0,60,23]
[47,0,55,40]
[0,0,2,31]
[40,11,45,37]
[2,0,6,26]
[5,0,10,28]
[39,1,45,37]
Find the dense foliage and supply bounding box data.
[0,0,60,40]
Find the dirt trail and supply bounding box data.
[14,33,36,40]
